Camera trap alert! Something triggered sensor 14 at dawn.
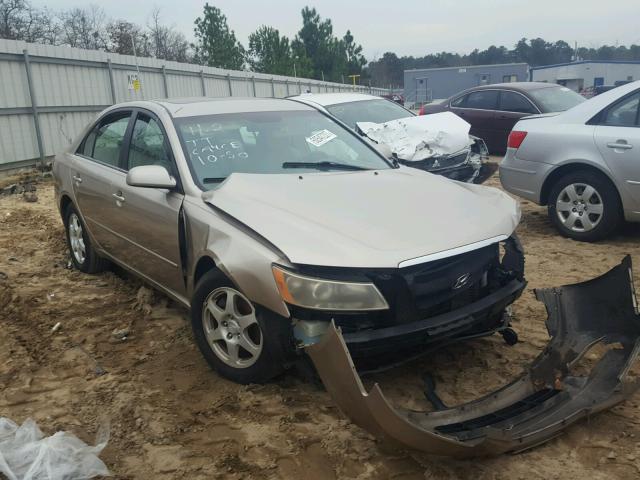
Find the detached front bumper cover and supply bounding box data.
[307,256,640,457]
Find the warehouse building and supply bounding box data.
[404,63,529,104]
[530,61,640,92]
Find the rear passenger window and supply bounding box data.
[464,91,498,110]
[602,92,640,127]
[127,114,173,172]
[499,91,537,114]
[80,112,131,167]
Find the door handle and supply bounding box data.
[112,192,126,203]
[72,175,82,184]
[606,141,633,150]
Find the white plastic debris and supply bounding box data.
[0,417,110,480]
[50,322,62,333]
[357,112,473,161]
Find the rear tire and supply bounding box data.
[64,203,108,273]
[191,269,294,384]
[547,170,622,242]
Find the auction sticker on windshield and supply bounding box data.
[306,129,337,147]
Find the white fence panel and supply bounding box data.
[0,39,388,170]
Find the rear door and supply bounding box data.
[107,110,186,296]
[450,90,499,152]
[72,110,133,253]
[593,90,640,205]
[494,90,540,152]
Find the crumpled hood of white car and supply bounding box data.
[203,167,520,268]
[357,112,473,161]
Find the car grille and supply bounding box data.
[368,242,499,326]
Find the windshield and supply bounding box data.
[174,110,391,190]
[528,86,586,113]
[326,99,412,129]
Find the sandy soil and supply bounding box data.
[1,167,640,479]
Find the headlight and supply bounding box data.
[271,265,389,311]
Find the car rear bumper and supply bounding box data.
[499,148,554,204]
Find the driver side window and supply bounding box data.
[127,114,173,172]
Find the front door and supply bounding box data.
[107,110,186,296]
[594,90,640,206]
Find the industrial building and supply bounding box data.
[404,63,529,104]
[530,60,640,92]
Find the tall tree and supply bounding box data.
[343,30,366,76]
[293,7,345,81]
[106,20,150,57]
[148,8,190,62]
[248,26,294,75]
[193,3,244,69]
[58,5,108,50]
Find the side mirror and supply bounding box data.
[126,165,176,189]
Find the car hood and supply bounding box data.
[202,167,520,268]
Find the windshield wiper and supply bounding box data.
[282,161,367,171]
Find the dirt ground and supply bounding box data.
[1,165,640,479]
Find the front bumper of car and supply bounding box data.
[306,256,640,457]
[292,235,526,367]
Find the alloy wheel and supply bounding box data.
[202,287,263,369]
[555,183,604,233]
[68,212,86,264]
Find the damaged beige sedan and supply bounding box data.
[52,98,638,456]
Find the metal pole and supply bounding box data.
[200,70,206,96]
[271,77,275,98]
[227,74,233,96]
[162,65,169,98]
[107,58,116,104]
[23,49,45,168]
[251,76,257,97]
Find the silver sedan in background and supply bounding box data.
[500,80,640,241]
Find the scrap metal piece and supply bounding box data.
[307,256,640,457]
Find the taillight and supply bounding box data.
[507,131,527,149]
[418,105,425,116]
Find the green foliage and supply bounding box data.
[248,26,294,75]
[367,38,640,87]
[292,7,362,82]
[193,3,245,69]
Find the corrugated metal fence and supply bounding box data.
[0,39,388,171]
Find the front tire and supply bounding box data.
[547,170,622,242]
[64,203,108,273]
[191,269,294,384]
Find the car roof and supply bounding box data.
[289,92,380,107]
[147,97,314,118]
[454,82,561,97]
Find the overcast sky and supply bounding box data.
[35,0,640,59]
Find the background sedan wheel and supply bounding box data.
[191,269,295,384]
[548,170,622,242]
[202,287,263,369]
[555,183,603,233]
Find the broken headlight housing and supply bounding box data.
[272,265,389,311]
